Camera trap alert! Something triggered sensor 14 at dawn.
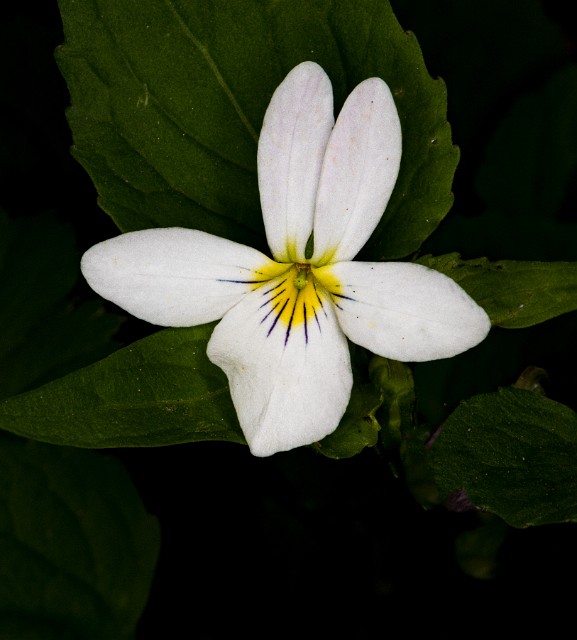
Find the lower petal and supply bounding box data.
[315,261,491,362]
[207,278,352,457]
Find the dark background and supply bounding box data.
[1,1,576,636]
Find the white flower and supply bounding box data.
[81,62,491,457]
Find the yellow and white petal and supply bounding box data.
[312,78,402,265]
[81,228,281,327]
[207,267,352,457]
[257,61,334,263]
[315,262,491,362]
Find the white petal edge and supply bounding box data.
[81,228,275,327]
[207,279,352,457]
[318,261,491,362]
[312,77,402,265]
[258,61,334,263]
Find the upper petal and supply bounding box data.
[258,61,334,263]
[81,228,280,327]
[312,78,402,265]
[207,269,352,457]
[314,261,491,362]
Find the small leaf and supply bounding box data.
[56,0,458,259]
[429,387,577,527]
[0,435,159,638]
[454,516,508,581]
[312,381,382,460]
[0,325,244,448]
[417,253,577,328]
[369,356,415,448]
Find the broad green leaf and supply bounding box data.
[417,253,577,328]
[390,0,565,151]
[422,208,577,264]
[429,387,577,527]
[476,65,577,221]
[0,325,244,448]
[0,321,383,455]
[0,616,77,640]
[0,211,76,356]
[0,435,159,638]
[0,211,122,400]
[0,300,122,400]
[423,65,577,263]
[57,0,458,259]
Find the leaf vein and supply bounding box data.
[163,0,259,143]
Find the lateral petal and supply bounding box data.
[315,261,491,362]
[207,273,352,456]
[312,78,402,265]
[258,61,334,263]
[81,228,280,327]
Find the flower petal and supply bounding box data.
[81,228,278,327]
[315,262,491,362]
[258,61,334,263]
[312,78,402,265]
[206,273,353,457]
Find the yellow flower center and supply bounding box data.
[249,261,344,343]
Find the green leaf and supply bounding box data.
[369,356,415,449]
[0,435,159,638]
[417,253,577,328]
[56,0,458,259]
[0,211,122,400]
[0,301,123,401]
[423,65,577,263]
[0,211,75,357]
[0,325,244,448]
[0,319,382,456]
[412,328,528,426]
[476,65,577,221]
[312,382,382,460]
[454,516,508,581]
[390,0,565,151]
[429,387,577,527]
[422,208,577,264]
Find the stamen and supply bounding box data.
[293,264,310,290]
